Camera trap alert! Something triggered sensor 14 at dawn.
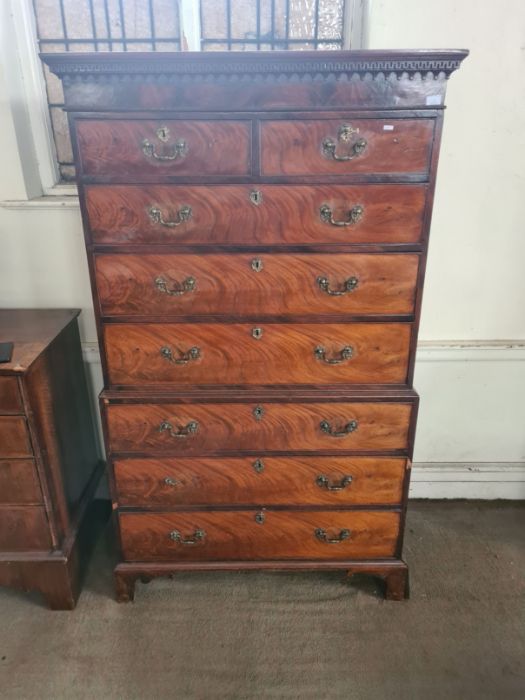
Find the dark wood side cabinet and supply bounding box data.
[42,50,467,602]
[0,309,105,609]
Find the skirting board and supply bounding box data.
[81,341,525,500]
[410,463,525,499]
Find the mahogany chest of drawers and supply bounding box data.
[43,50,467,602]
[0,309,104,609]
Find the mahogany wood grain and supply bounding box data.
[119,509,400,561]
[104,322,411,386]
[76,119,251,179]
[0,460,42,504]
[0,507,52,551]
[0,310,104,608]
[85,184,427,246]
[261,119,434,176]
[95,253,420,317]
[0,309,79,375]
[114,456,406,507]
[0,417,33,458]
[105,401,413,455]
[0,378,22,413]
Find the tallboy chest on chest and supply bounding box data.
[43,49,467,602]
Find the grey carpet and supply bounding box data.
[0,501,523,699]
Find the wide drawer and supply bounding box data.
[85,184,426,246]
[0,377,23,414]
[114,456,407,507]
[0,506,51,551]
[0,460,42,505]
[105,401,413,455]
[75,119,251,179]
[0,417,33,458]
[119,509,400,561]
[260,118,434,176]
[95,253,419,317]
[104,322,411,386]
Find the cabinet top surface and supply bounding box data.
[0,309,79,374]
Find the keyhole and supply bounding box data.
[252,327,263,340]
[156,126,170,142]
[251,258,264,272]
[253,405,265,421]
[255,512,265,525]
[250,190,263,206]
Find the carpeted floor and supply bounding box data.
[0,501,523,699]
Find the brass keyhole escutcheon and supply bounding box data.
[251,258,264,272]
[252,327,263,340]
[253,405,265,421]
[249,189,263,206]
[255,512,265,525]
[157,126,170,142]
[253,459,265,473]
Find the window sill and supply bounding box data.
[0,194,79,210]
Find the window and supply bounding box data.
[22,0,357,188]
[200,0,345,51]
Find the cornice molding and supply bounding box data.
[42,50,468,84]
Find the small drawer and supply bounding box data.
[105,401,413,455]
[85,184,426,246]
[0,460,42,504]
[104,322,411,386]
[260,118,434,177]
[0,506,52,551]
[0,377,23,414]
[114,456,407,507]
[95,253,420,318]
[0,417,33,458]
[76,120,251,180]
[119,509,400,562]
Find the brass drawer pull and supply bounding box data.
[320,419,358,438]
[142,126,187,162]
[169,529,206,545]
[314,345,353,364]
[315,528,351,543]
[316,475,353,491]
[148,205,192,228]
[155,276,196,296]
[159,419,199,439]
[317,275,358,296]
[160,345,200,365]
[320,204,364,227]
[322,123,367,161]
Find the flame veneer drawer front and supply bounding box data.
[84,184,427,246]
[0,460,42,505]
[260,119,434,177]
[104,322,411,387]
[75,120,251,179]
[119,509,401,562]
[114,456,407,507]
[95,253,420,318]
[105,401,413,455]
[0,417,33,458]
[0,377,23,414]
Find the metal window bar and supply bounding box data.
[200,0,345,51]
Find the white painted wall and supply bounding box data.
[367,0,525,341]
[1,0,524,496]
